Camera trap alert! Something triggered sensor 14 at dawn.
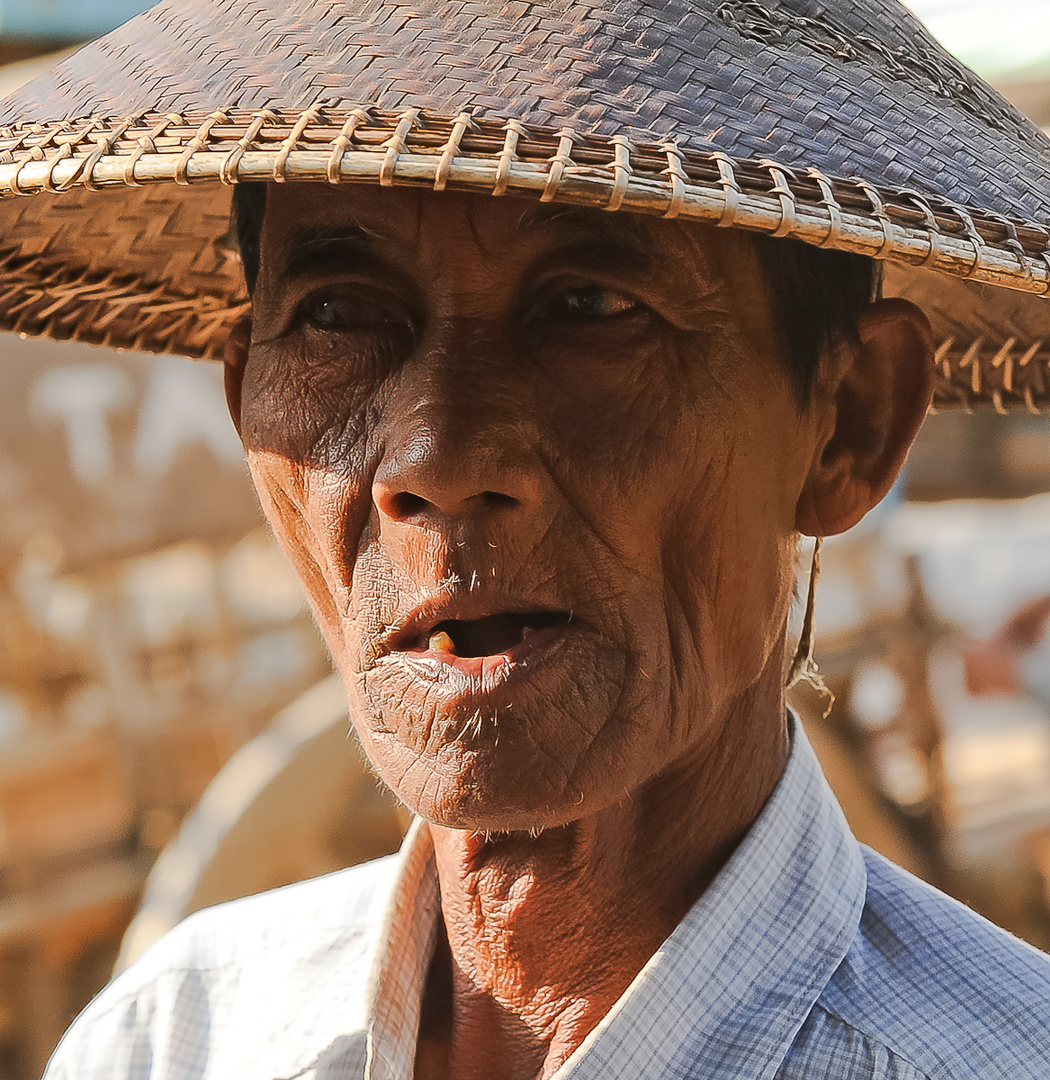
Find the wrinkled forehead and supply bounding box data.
[256,183,766,303]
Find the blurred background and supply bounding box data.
[0,2,1049,1078]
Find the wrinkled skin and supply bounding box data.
[224,185,932,1080]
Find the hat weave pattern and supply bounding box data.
[0,0,1049,410]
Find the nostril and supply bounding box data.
[386,491,429,520]
[375,486,518,522]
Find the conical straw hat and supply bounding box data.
[1,0,1049,411]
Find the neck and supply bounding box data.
[417,680,790,1080]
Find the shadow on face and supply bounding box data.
[221,184,931,831]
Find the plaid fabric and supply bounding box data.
[45,718,1050,1080]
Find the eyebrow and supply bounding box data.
[277,225,381,279]
[272,207,658,285]
[516,203,652,247]
[517,204,660,273]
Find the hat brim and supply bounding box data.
[1,0,1049,410]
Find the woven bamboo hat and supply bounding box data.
[1,0,1050,412]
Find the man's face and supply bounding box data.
[238,186,819,831]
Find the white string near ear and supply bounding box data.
[786,536,834,716]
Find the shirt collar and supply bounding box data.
[365,816,441,1080]
[364,714,866,1080]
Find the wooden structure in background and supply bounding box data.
[806,500,1050,952]
[117,676,407,971]
[0,337,333,1079]
[0,731,142,1076]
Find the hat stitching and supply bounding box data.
[714,0,1034,144]
[1,106,1049,286]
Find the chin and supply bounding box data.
[362,712,666,838]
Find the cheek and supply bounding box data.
[540,336,692,528]
[245,448,374,671]
[541,329,746,567]
[239,339,384,466]
[667,407,800,693]
[551,329,801,705]
[239,342,387,653]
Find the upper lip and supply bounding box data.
[380,592,571,656]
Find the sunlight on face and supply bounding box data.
[238,186,815,830]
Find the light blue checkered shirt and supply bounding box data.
[45,717,1050,1079]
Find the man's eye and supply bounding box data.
[297,288,410,332]
[546,286,639,320]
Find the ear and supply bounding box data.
[222,317,252,439]
[795,298,933,537]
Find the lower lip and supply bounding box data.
[389,623,569,690]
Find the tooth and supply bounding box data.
[429,631,456,654]
[521,626,534,640]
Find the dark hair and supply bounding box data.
[233,182,267,296]
[232,183,877,404]
[751,233,881,404]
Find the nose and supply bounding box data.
[372,385,539,528]
[373,429,522,522]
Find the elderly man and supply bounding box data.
[3,0,1050,1077]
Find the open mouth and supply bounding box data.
[416,611,570,658]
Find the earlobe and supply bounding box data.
[796,298,934,537]
[222,317,252,438]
